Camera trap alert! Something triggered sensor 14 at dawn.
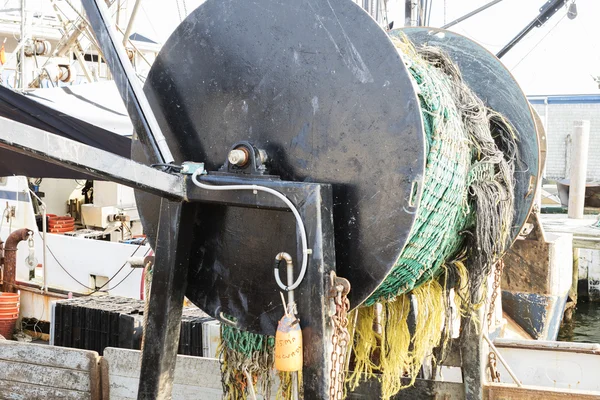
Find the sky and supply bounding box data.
[17,0,597,96]
[129,0,599,96]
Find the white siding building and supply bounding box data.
[530,95,600,182]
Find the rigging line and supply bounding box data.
[511,13,567,71]
[426,0,433,26]
[38,230,146,292]
[84,245,151,296]
[104,265,137,291]
[175,0,183,22]
[139,3,161,44]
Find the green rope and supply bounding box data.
[219,323,275,400]
[221,323,275,356]
[366,35,516,305]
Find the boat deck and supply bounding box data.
[541,214,600,250]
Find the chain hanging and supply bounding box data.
[328,271,351,400]
[487,259,504,383]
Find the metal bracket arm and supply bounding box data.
[81,0,174,165]
[0,116,184,200]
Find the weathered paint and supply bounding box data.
[103,347,278,399]
[0,340,101,399]
[502,229,572,339]
[502,291,568,340]
[494,339,600,392]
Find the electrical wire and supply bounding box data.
[0,206,8,234]
[191,169,310,292]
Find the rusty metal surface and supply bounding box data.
[2,228,32,292]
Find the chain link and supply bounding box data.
[487,259,504,383]
[329,271,351,400]
[488,352,500,383]
[487,259,504,332]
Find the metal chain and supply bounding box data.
[487,259,504,383]
[487,259,504,332]
[488,352,500,383]
[329,271,351,400]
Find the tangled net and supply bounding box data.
[217,33,518,400]
[349,34,517,399]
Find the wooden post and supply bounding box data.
[566,120,589,319]
[568,120,590,219]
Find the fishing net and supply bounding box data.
[219,323,294,399]
[348,34,517,399]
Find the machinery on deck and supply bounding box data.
[0,0,542,398]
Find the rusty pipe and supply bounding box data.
[0,239,4,285]
[2,228,32,293]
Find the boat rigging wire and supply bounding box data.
[39,231,148,294]
[511,13,567,71]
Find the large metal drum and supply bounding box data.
[133,0,538,335]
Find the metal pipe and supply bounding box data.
[442,0,504,29]
[19,0,26,89]
[274,251,299,400]
[2,228,32,292]
[123,0,142,46]
[28,189,47,293]
[410,0,419,26]
[275,252,295,308]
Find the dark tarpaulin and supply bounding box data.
[0,84,132,179]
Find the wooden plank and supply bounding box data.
[502,239,551,294]
[0,359,92,392]
[486,383,600,400]
[104,348,286,399]
[108,375,223,400]
[494,338,600,354]
[100,357,110,400]
[0,379,91,400]
[104,348,222,389]
[573,237,600,250]
[0,340,99,371]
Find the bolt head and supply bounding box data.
[228,149,248,166]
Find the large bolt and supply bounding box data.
[228,149,249,166]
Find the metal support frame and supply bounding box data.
[137,200,194,398]
[0,116,184,200]
[441,0,505,29]
[0,114,336,398]
[188,174,336,399]
[81,0,174,164]
[496,0,568,59]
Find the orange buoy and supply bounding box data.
[274,313,302,372]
